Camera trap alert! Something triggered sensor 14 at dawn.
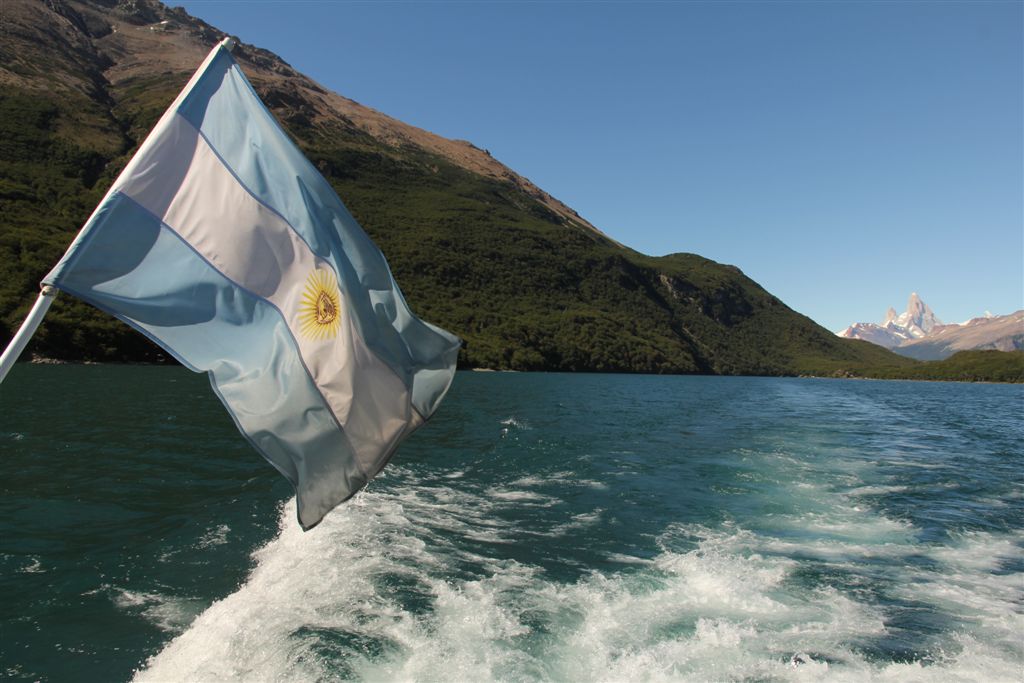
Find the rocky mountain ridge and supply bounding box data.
[897,311,1024,361]
[837,293,940,348]
[837,294,1022,361]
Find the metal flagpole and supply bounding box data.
[0,286,57,384]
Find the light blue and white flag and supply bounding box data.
[43,40,461,530]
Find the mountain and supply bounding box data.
[897,311,1024,361]
[837,292,941,349]
[838,294,1022,361]
[835,322,909,349]
[891,292,942,339]
[0,0,910,376]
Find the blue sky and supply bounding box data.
[176,0,1022,332]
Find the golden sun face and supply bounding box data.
[299,268,342,340]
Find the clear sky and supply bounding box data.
[176,0,1022,332]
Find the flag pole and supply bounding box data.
[0,286,57,384]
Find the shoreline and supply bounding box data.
[20,356,1023,384]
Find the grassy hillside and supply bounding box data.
[0,0,921,377]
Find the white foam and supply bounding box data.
[19,557,44,574]
[509,475,546,487]
[605,553,653,565]
[846,485,909,496]
[927,531,1023,572]
[136,470,1024,682]
[196,524,230,549]
[486,489,556,504]
[110,588,204,634]
[499,416,530,438]
[511,474,608,491]
[550,510,604,536]
[133,500,868,681]
[895,532,1024,657]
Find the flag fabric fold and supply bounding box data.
[43,41,461,530]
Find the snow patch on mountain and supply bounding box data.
[836,293,941,349]
[837,294,1023,359]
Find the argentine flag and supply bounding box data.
[43,40,460,530]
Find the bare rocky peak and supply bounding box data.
[839,293,942,345]
[888,292,941,338]
[907,292,923,314]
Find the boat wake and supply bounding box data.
[135,480,1023,682]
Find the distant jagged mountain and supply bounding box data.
[890,293,942,339]
[838,293,941,349]
[837,294,1022,361]
[0,0,909,375]
[897,312,1024,361]
[835,321,905,349]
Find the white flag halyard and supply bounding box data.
[27,38,460,530]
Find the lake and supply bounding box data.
[1,366,1021,681]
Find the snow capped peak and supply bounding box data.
[892,292,941,338]
[838,296,1020,358]
[840,293,948,345]
[836,321,907,348]
[959,310,1000,326]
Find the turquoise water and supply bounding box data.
[1,366,1022,681]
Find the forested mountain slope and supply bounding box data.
[0,0,910,375]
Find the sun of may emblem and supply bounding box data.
[299,268,342,340]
